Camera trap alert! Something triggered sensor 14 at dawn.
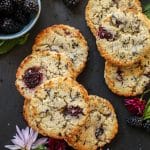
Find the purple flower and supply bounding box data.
[5,126,48,150]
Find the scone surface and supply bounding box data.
[96,10,150,66]
[32,24,88,75]
[85,0,142,36]
[24,77,89,139]
[66,95,118,150]
[104,53,150,97]
[16,51,76,99]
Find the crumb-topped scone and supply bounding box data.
[16,51,76,99]
[24,77,90,139]
[85,0,142,36]
[65,95,118,150]
[96,10,150,66]
[32,24,89,75]
[104,53,150,97]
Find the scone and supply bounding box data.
[32,24,89,75]
[85,0,142,36]
[65,95,118,150]
[96,10,150,66]
[16,51,76,99]
[24,77,89,139]
[104,53,150,97]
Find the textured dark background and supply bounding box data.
[0,0,150,149]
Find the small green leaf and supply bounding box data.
[143,3,150,19]
[34,145,47,150]
[0,34,29,54]
[143,99,150,120]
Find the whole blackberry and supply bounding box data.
[14,9,29,25]
[1,18,22,34]
[126,116,143,128]
[63,0,81,8]
[143,119,150,132]
[0,0,14,14]
[23,0,38,14]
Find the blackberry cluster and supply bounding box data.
[0,0,39,34]
[127,116,150,132]
[63,0,81,8]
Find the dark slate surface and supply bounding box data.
[0,0,150,150]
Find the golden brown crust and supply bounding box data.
[24,77,90,139]
[85,0,142,37]
[32,24,89,76]
[65,95,118,150]
[15,51,77,99]
[96,9,150,66]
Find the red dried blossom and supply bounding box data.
[125,98,146,116]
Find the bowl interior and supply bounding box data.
[0,0,41,40]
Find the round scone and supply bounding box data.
[65,95,118,150]
[32,24,88,75]
[16,51,76,99]
[104,53,150,97]
[85,0,142,36]
[96,10,150,66]
[24,77,89,139]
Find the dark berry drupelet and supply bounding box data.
[14,9,29,25]
[13,0,24,6]
[63,0,81,8]
[126,116,143,128]
[0,0,14,14]
[143,119,150,132]
[1,18,22,34]
[23,0,39,14]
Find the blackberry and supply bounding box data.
[0,0,14,15]
[23,0,38,14]
[14,9,29,25]
[63,0,81,8]
[126,116,143,128]
[1,18,22,34]
[13,0,24,6]
[23,67,43,89]
[143,119,150,132]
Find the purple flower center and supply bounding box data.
[23,67,43,89]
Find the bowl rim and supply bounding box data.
[0,0,41,40]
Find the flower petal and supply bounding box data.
[32,138,48,149]
[16,125,25,142]
[11,138,24,148]
[4,145,21,150]
[22,127,29,145]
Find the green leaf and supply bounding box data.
[34,145,47,150]
[143,3,150,19]
[143,99,150,120]
[0,34,29,54]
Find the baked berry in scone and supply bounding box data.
[104,53,150,97]
[16,51,76,99]
[96,10,150,66]
[65,95,118,150]
[32,24,89,75]
[85,0,142,36]
[24,77,89,139]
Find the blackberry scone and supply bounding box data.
[24,77,90,139]
[16,51,76,99]
[96,10,150,66]
[32,24,89,75]
[65,95,118,150]
[104,53,150,97]
[85,0,142,36]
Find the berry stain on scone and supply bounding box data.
[65,95,118,150]
[24,77,89,139]
[32,24,88,75]
[104,53,150,97]
[96,10,150,66]
[16,51,76,99]
[85,0,142,36]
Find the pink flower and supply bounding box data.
[125,98,146,116]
